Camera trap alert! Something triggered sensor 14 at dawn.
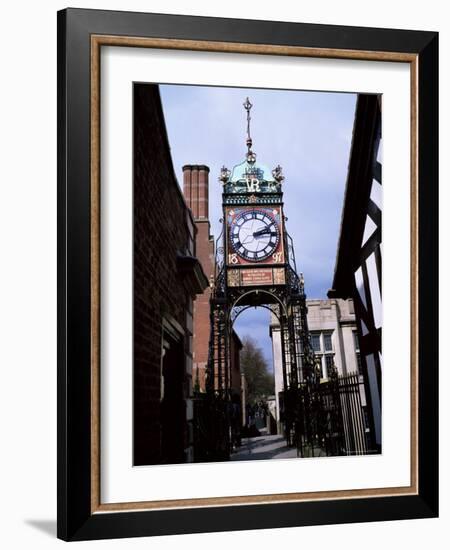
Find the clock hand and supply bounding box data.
[253,227,272,237]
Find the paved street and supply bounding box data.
[231,431,299,461]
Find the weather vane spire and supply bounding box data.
[243,97,253,151]
[243,97,256,164]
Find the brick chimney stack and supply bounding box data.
[182,164,213,393]
[182,164,210,220]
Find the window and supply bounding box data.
[311,333,321,352]
[325,355,335,377]
[353,331,360,351]
[310,333,334,378]
[324,332,333,351]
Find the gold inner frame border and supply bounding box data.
[90,34,419,514]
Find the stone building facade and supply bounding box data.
[133,84,208,466]
[305,299,360,378]
[270,298,365,432]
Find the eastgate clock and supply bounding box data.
[229,208,280,262]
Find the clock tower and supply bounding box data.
[221,97,287,291]
[197,97,320,461]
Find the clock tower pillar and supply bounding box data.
[199,98,318,460]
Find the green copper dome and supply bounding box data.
[229,158,276,184]
[219,98,285,197]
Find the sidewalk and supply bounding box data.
[230,431,299,461]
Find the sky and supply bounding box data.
[160,84,356,369]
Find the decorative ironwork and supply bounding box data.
[227,269,240,287]
[273,268,286,285]
[286,232,297,272]
[230,302,282,326]
[223,194,282,206]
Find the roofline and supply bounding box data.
[182,164,210,172]
[328,93,381,299]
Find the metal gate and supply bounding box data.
[293,369,369,458]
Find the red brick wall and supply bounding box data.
[183,165,209,220]
[133,84,195,465]
[183,166,215,391]
[192,222,214,390]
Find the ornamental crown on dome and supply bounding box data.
[218,98,286,195]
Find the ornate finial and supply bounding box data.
[243,97,256,163]
[219,165,231,184]
[243,97,253,149]
[272,164,285,183]
[299,272,305,294]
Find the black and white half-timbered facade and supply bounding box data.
[328,94,382,452]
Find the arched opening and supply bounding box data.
[226,291,299,460]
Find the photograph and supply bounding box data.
[133,82,382,466]
[53,6,439,542]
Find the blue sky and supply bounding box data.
[160,84,356,369]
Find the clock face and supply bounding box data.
[229,209,280,262]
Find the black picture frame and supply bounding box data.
[57,8,438,541]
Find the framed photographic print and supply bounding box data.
[57,8,438,541]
